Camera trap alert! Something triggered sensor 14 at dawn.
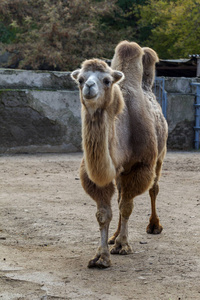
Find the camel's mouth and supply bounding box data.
[83,93,97,100]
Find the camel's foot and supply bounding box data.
[110,242,133,255]
[88,254,111,269]
[146,218,163,234]
[88,249,111,269]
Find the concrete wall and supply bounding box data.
[165,77,200,150]
[0,69,81,154]
[0,69,199,153]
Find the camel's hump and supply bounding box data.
[114,40,144,60]
[143,47,159,65]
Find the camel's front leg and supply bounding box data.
[110,198,133,255]
[108,213,121,245]
[80,159,114,268]
[108,184,121,245]
[110,216,133,255]
[88,206,112,268]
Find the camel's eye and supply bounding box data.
[78,77,84,85]
[103,78,111,86]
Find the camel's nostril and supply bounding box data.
[86,81,95,88]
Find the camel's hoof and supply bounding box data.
[108,236,116,245]
[88,255,111,269]
[110,243,133,255]
[146,223,163,234]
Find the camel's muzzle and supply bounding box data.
[83,82,98,100]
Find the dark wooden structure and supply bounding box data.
[156,55,200,77]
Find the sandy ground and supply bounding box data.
[0,151,200,300]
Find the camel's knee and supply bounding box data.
[149,182,159,199]
[96,207,112,227]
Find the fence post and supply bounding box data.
[191,83,200,149]
[154,77,167,119]
[197,58,200,77]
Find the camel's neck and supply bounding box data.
[82,108,116,187]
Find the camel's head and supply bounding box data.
[71,59,124,112]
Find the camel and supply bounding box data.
[71,41,168,268]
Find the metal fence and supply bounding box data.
[191,82,200,150]
[153,77,168,119]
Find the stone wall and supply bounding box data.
[0,69,199,153]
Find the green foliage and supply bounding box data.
[0,0,199,70]
[0,23,18,43]
[138,0,200,58]
[0,0,123,70]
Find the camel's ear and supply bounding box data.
[71,69,81,82]
[112,70,124,84]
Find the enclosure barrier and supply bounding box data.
[191,82,200,149]
[154,77,167,119]
[1,69,199,152]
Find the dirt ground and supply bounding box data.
[0,151,200,300]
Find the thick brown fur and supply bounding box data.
[71,41,168,268]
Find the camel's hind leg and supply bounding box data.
[146,159,163,234]
[110,180,138,255]
[80,159,114,268]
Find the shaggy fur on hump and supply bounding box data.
[114,40,143,60]
[142,47,159,65]
[142,47,159,91]
[111,40,144,87]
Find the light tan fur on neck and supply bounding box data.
[81,76,124,187]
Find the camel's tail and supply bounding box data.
[142,47,159,91]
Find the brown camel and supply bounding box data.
[71,41,168,268]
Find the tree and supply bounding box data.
[0,0,124,70]
[138,0,200,58]
[0,0,151,70]
[3,0,198,69]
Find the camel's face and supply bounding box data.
[74,70,113,104]
[80,71,112,102]
[71,68,124,112]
